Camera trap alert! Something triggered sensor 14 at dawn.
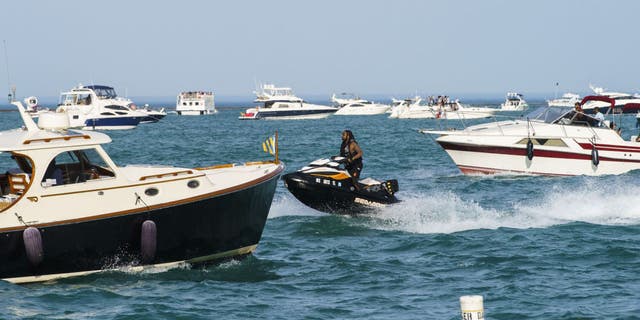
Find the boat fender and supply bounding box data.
[23,227,44,266]
[140,220,157,263]
[591,146,599,166]
[526,139,534,160]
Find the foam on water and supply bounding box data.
[361,180,640,234]
[268,193,324,218]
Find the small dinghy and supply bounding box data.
[283,156,399,214]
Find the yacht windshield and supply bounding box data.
[525,107,571,123]
[93,88,117,99]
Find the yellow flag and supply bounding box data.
[262,135,275,155]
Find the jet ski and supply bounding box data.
[282,156,399,214]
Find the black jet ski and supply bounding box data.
[282,156,399,214]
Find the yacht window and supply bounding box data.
[92,87,117,99]
[76,94,92,105]
[352,104,363,108]
[105,105,129,111]
[100,112,116,116]
[195,102,200,106]
[60,94,78,106]
[279,104,289,108]
[47,148,115,186]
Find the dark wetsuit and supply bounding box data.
[340,139,363,179]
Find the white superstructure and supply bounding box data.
[500,92,528,111]
[331,93,390,115]
[176,91,217,115]
[547,93,581,107]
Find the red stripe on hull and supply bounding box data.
[439,141,640,164]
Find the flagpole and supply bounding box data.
[275,130,279,163]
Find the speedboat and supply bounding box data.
[282,156,399,214]
[0,101,284,284]
[388,96,431,118]
[420,96,640,176]
[582,85,640,114]
[390,97,495,120]
[138,104,167,123]
[547,93,581,107]
[175,91,217,115]
[55,84,147,130]
[239,83,338,120]
[500,92,528,111]
[331,93,390,115]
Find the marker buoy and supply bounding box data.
[460,295,484,320]
[526,139,534,160]
[23,227,44,266]
[591,146,599,166]
[140,220,157,263]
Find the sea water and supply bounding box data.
[0,101,639,319]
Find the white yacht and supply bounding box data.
[547,93,581,107]
[331,93,390,115]
[500,92,528,111]
[175,91,217,115]
[55,85,147,130]
[239,84,337,120]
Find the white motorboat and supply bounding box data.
[0,102,284,284]
[175,91,217,116]
[138,104,167,123]
[239,83,337,120]
[500,92,528,111]
[390,97,496,120]
[388,96,431,118]
[582,85,640,114]
[331,93,390,115]
[547,93,581,107]
[55,85,147,130]
[420,96,640,176]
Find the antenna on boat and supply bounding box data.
[3,40,13,103]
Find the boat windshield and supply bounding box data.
[525,107,571,123]
[93,88,118,99]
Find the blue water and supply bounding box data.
[1,101,640,319]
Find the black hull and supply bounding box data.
[0,171,281,283]
[283,172,398,215]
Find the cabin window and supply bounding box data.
[279,104,289,109]
[516,138,567,147]
[44,148,115,186]
[0,153,34,200]
[195,102,200,106]
[76,94,92,105]
[105,105,128,111]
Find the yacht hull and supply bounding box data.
[0,170,281,284]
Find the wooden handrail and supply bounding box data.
[139,170,193,181]
[23,135,91,145]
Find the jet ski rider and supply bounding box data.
[340,130,363,189]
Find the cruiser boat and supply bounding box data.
[175,91,217,115]
[500,92,528,111]
[56,85,147,130]
[547,93,581,107]
[0,102,284,283]
[138,104,167,123]
[581,85,640,114]
[390,97,495,119]
[420,96,640,176]
[331,93,390,115]
[283,156,399,214]
[239,83,337,120]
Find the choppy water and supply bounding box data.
[1,101,640,319]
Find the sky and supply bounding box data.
[2,0,640,101]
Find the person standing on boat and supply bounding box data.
[593,107,605,127]
[340,130,363,190]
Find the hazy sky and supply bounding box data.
[2,0,639,100]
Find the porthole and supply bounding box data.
[187,180,200,189]
[145,187,159,196]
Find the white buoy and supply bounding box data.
[460,295,484,320]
